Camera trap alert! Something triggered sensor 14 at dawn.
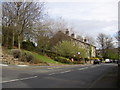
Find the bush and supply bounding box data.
[19,52,45,64]
[11,49,21,58]
[53,40,87,58]
[19,52,34,62]
[72,61,85,64]
[26,54,34,62]
[54,56,71,64]
[21,41,36,51]
[47,53,58,59]
[31,59,42,64]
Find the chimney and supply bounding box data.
[82,36,86,42]
[84,38,87,42]
[65,29,69,36]
[71,33,75,38]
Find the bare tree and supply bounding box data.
[97,33,114,58]
[2,2,46,49]
[48,17,68,34]
[85,35,95,45]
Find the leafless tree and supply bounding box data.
[85,35,95,45]
[97,33,114,58]
[2,2,46,49]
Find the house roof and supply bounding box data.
[51,31,96,48]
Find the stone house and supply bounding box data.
[50,30,96,58]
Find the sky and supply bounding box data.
[45,0,119,39]
[0,0,119,47]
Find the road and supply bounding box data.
[1,63,118,88]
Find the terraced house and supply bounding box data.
[50,30,96,59]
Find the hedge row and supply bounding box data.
[54,56,72,64]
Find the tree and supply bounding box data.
[97,33,114,58]
[48,17,68,34]
[85,35,95,45]
[2,2,46,49]
[53,40,86,59]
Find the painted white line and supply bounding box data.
[0,64,8,66]
[91,66,96,68]
[78,67,88,70]
[60,70,71,74]
[17,65,29,67]
[1,76,38,84]
[48,73,56,75]
[48,68,54,69]
[91,65,100,68]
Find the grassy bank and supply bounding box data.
[23,50,62,64]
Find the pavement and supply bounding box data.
[90,64,118,88]
[1,63,118,88]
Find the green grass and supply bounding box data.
[23,50,62,64]
[2,46,63,64]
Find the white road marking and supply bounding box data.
[48,67,60,69]
[78,67,88,70]
[48,73,56,75]
[60,70,71,74]
[48,67,55,69]
[91,65,101,68]
[17,65,29,67]
[0,64,8,66]
[91,66,96,68]
[1,76,38,84]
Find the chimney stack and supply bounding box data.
[71,33,75,38]
[84,38,87,42]
[65,29,69,36]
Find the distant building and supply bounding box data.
[50,30,96,58]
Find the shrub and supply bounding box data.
[21,41,36,51]
[54,56,71,64]
[72,61,78,64]
[47,53,58,59]
[31,59,42,64]
[19,52,27,62]
[72,61,85,64]
[11,49,21,58]
[53,40,87,58]
[26,54,34,62]
[19,51,45,64]
[19,52,34,62]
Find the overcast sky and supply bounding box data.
[45,0,118,39]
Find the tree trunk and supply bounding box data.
[12,31,14,48]
[18,35,21,49]
[6,36,8,48]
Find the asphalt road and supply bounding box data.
[1,63,118,88]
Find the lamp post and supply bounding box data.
[118,31,120,64]
[78,52,80,55]
[77,52,80,61]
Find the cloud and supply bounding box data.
[67,19,118,37]
[44,0,119,3]
[47,2,118,21]
[46,1,118,39]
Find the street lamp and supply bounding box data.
[78,52,80,55]
[77,52,80,61]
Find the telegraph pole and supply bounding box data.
[118,1,120,87]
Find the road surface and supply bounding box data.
[1,63,118,88]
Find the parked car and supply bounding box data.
[93,59,100,64]
[105,59,111,63]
